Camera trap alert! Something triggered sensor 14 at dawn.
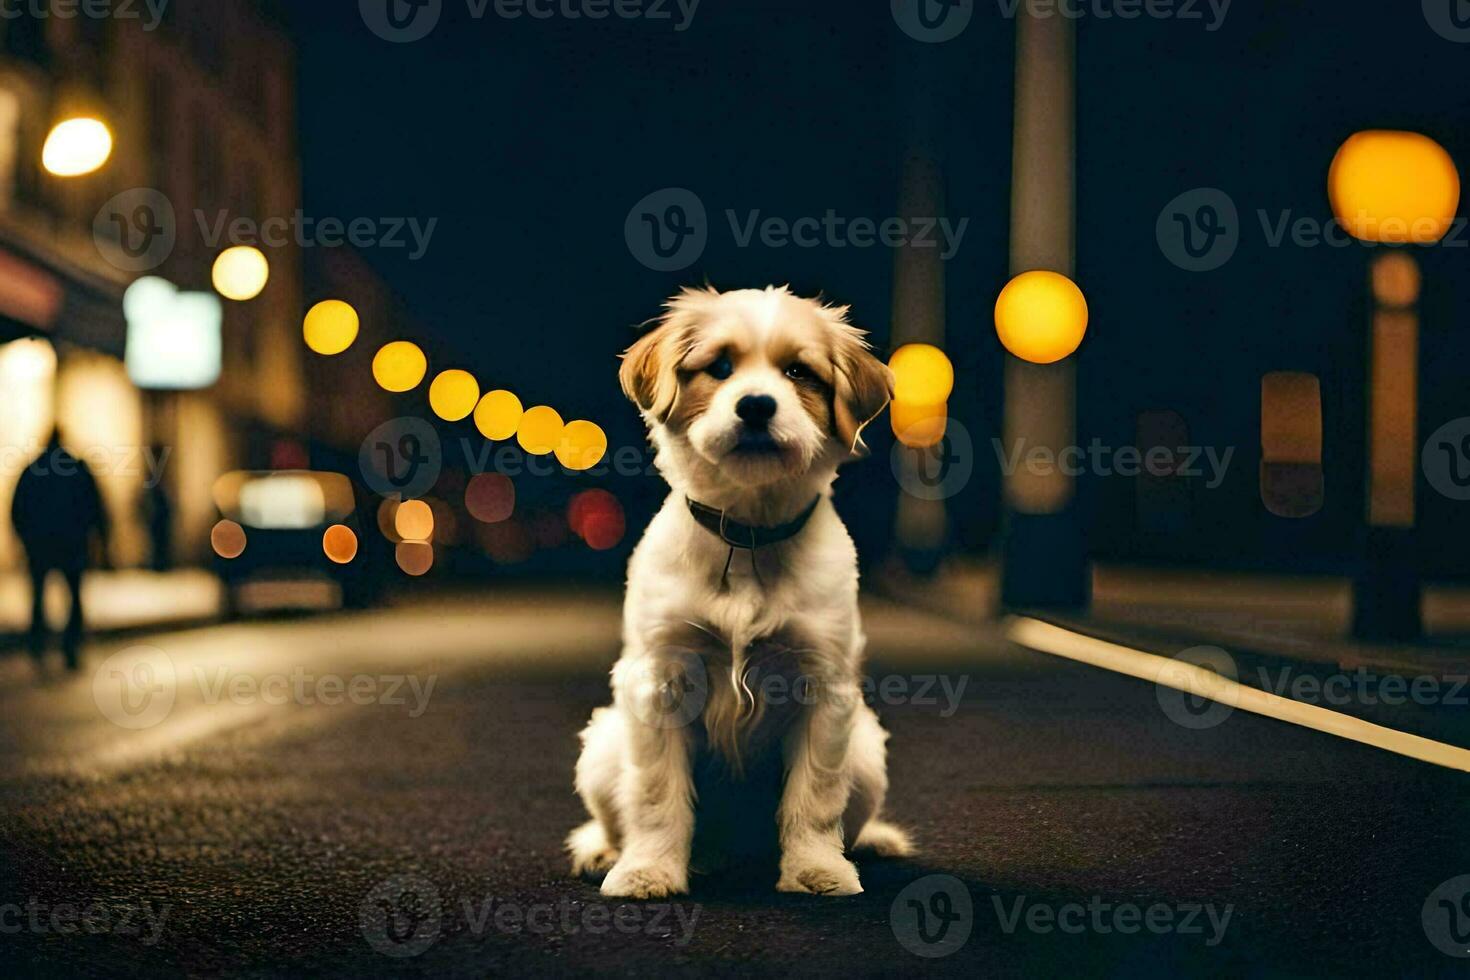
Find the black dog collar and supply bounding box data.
[685,496,821,550]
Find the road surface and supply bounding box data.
[0,589,1466,977]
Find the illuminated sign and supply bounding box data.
[123,277,222,390]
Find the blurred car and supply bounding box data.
[210,470,388,616]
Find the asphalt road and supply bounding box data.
[0,589,1466,978]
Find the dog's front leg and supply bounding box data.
[776,678,862,896]
[601,657,696,899]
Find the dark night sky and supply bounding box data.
[286,1,1470,572]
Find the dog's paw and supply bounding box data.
[567,820,621,878]
[851,819,915,858]
[601,858,688,899]
[777,855,863,896]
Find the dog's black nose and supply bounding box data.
[735,395,777,428]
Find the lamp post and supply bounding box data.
[999,7,1088,610]
[1327,130,1461,639]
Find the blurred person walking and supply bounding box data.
[9,429,109,670]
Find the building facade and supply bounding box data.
[0,0,305,571]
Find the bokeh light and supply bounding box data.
[890,400,948,449]
[211,246,270,301]
[394,499,435,541]
[303,299,359,355]
[372,341,427,392]
[1328,130,1461,244]
[474,389,523,440]
[42,117,112,176]
[396,541,434,576]
[994,270,1089,364]
[465,473,515,523]
[555,420,608,470]
[429,369,480,421]
[569,489,624,551]
[210,519,246,559]
[1371,251,1420,308]
[889,344,954,406]
[517,405,564,455]
[322,524,358,564]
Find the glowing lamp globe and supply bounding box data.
[42,117,112,176]
[303,299,359,355]
[555,420,608,471]
[889,344,954,406]
[1328,130,1460,244]
[517,406,564,455]
[372,341,427,392]
[474,389,524,440]
[211,246,270,301]
[994,270,1088,364]
[428,369,480,421]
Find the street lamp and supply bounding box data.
[41,117,113,177]
[1328,129,1460,640]
[994,270,1088,365]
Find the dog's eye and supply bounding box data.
[705,355,733,381]
[785,362,816,383]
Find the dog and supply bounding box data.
[567,285,913,898]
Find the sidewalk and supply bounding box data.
[880,558,1470,677]
[0,568,223,645]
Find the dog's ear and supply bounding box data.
[831,325,894,457]
[620,320,681,422]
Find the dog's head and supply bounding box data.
[620,286,893,491]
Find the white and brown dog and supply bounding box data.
[567,285,913,898]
